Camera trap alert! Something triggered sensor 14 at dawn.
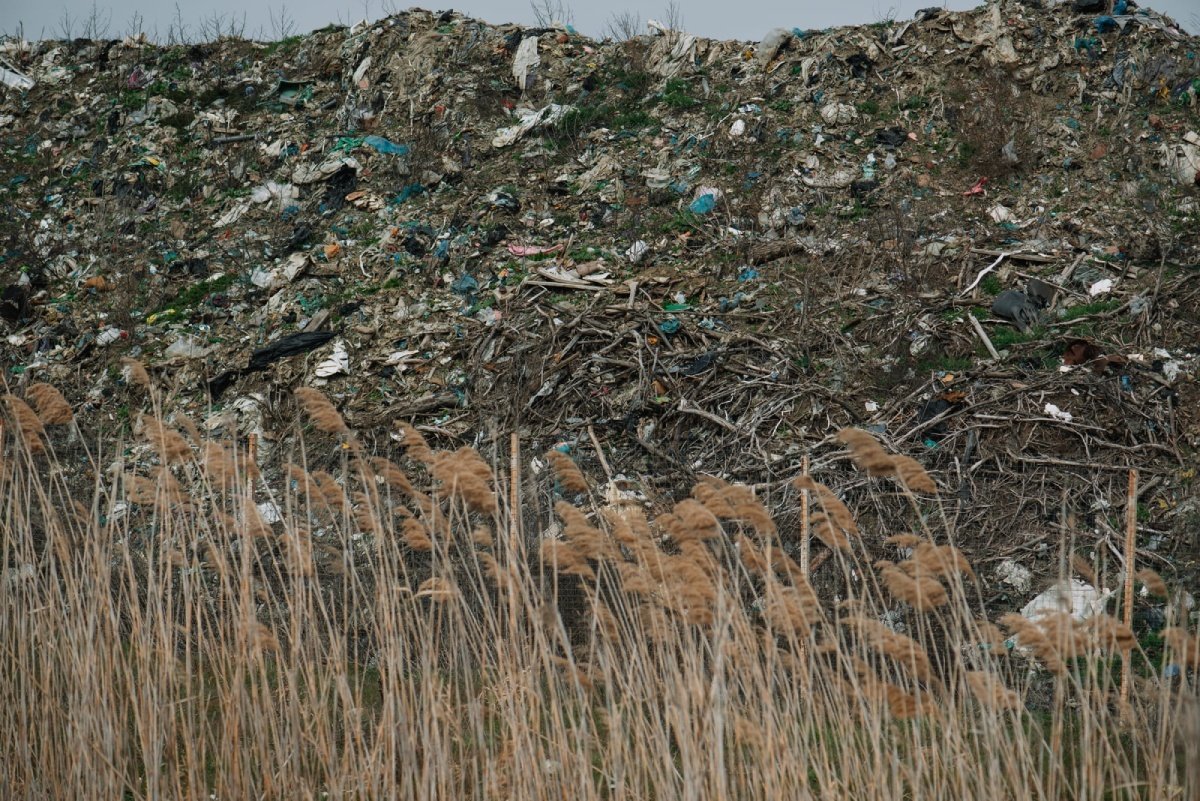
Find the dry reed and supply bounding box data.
[0,406,1193,801]
[24,383,73,425]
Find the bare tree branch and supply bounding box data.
[605,10,641,42]
[55,7,75,41]
[167,3,190,46]
[124,11,144,41]
[269,5,297,41]
[660,0,683,32]
[81,1,111,40]
[529,0,574,28]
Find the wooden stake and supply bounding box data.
[800,454,811,578]
[509,432,521,558]
[1120,468,1137,721]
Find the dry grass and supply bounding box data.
[0,389,1196,799]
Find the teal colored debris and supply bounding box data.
[362,136,410,156]
[689,194,716,214]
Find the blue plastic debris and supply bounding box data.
[450,273,479,295]
[362,135,410,156]
[391,183,425,204]
[719,292,748,312]
[659,318,682,335]
[1094,16,1118,34]
[689,193,716,214]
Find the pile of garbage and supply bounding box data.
[1,0,1198,607]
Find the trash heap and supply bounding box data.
[1,0,1198,604]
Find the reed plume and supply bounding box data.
[396,421,434,463]
[546,449,588,494]
[966,670,1022,711]
[1135,569,1168,599]
[893,455,937,494]
[294,387,350,436]
[3,394,46,453]
[24,383,73,425]
[139,415,192,464]
[121,357,151,388]
[836,428,896,477]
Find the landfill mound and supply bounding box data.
[1,1,1198,603]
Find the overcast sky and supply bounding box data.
[5,0,1196,42]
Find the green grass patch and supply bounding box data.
[855,99,879,116]
[980,274,1002,296]
[1061,299,1120,321]
[120,90,146,109]
[919,354,973,373]
[659,78,697,109]
[988,325,1044,350]
[156,273,237,313]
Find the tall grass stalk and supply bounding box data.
[0,388,1196,799]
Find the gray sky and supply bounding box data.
[5,0,1196,42]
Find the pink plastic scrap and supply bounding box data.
[963,177,989,196]
[506,243,564,257]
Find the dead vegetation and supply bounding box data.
[1,385,1197,799]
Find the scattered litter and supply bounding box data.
[314,340,350,378]
[512,36,540,91]
[962,177,989,196]
[992,289,1041,333]
[208,332,336,399]
[507,243,564,257]
[1020,579,1113,623]
[756,28,793,66]
[0,60,35,90]
[361,135,409,156]
[492,103,573,148]
[164,337,212,360]
[1043,403,1073,423]
[293,156,361,185]
[0,2,1195,603]
[996,560,1032,594]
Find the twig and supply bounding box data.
[208,133,260,145]
[961,252,1008,295]
[676,398,739,433]
[587,425,613,483]
[1015,454,1132,472]
[969,248,1057,263]
[968,314,1000,360]
[1056,252,1087,284]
